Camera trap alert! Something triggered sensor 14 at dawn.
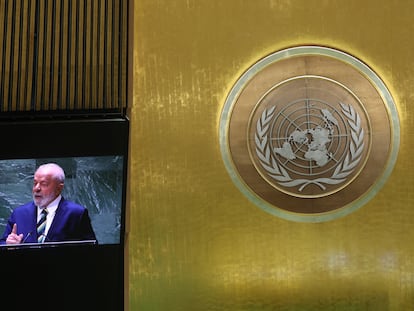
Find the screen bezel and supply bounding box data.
[0,117,129,247]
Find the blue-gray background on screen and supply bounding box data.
[0,156,124,244]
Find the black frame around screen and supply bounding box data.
[0,117,129,311]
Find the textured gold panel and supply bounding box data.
[130,1,414,310]
[0,0,128,114]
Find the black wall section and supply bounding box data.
[3,244,124,311]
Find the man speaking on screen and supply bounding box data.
[0,163,96,245]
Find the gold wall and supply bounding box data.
[130,1,414,310]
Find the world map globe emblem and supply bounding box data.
[249,84,370,198]
[220,46,399,222]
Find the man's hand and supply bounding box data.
[6,224,24,244]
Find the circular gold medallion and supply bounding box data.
[219,46,400,222]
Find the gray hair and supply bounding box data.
[36,163,66,183]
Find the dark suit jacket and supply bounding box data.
[0,198,97,244]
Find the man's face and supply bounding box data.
[32,168,64,208]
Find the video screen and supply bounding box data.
[0,117,128,249]
[0,155,124,245]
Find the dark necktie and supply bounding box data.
[37,209,48,243]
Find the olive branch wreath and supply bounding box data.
[254,103,364,192]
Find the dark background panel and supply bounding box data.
[1,244,124,311]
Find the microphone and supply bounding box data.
[21,231,34,244]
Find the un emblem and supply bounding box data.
[220,46,399,222]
